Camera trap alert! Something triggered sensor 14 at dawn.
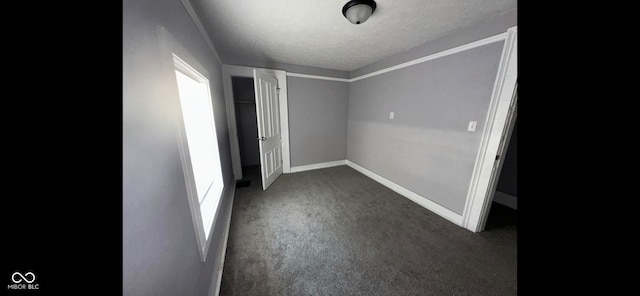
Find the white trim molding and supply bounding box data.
[346,161,463,225]
[209,178,236,296]
[222,64,291,179]
[462,26,518,232]
[284,32,507,83]
[180,0,222,64]
[350,32,507,82]
[287,72,350,82]
[157,25,227,261]
[289,160,347,173]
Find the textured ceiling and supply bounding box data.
[192,0,517,71]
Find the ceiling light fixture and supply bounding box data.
[342,0,377,25]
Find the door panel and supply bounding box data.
[254,70,283,190]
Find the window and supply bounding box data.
[173,53,224,260]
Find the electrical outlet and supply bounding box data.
[389,112,394,119]
[467,121,477,132]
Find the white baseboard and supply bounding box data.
[209,179,236,296]
[289,160,347,173]
[346,161,463,226]
[493,191,517,210]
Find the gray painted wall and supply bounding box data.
[347,41,505,215]
[497,119,517,196]
[288,77,349,167]
[232,77,260,166]
[123,0,233,295]
[350,9,517,78]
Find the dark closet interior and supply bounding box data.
[485,118,517,230]
[232,76,260,175]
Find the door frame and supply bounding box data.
[479,96,517,230]
[221,64,290,180]
[462,26,518,232]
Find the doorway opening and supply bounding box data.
[222,65,290,189]
[231,76,261,189]
[484,116,517,230]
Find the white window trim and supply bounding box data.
[157,26,224,261]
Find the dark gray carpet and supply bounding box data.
[220,165,517,295]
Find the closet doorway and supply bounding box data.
[231,76,260,186]
[484,116,517,230]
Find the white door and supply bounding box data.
[253,69,283,190]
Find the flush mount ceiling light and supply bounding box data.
[342,0,377,25]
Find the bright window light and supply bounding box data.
[173,54,224,241]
